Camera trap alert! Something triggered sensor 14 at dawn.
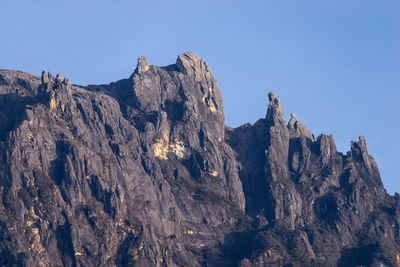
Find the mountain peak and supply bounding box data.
[136,56,150,74]
[176,52,214,82]
[0,55,395,267]
[288,112,314,140]
[266,91,284,123]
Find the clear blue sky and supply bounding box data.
[1,1,399,194]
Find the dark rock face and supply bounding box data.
[0,53,398,267]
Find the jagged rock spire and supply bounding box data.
[56,73,64,83]
[136,56,149,74]
[41,71,50,84]
[266,92,284,123]
[317,134,337,167]
[176,52,214,82]
[264,92,296,229]
[176,52,201,76]
[265,93,288,179]
[288,113,314,140]
[351,135,372,170]
[41,71,70,86]
[289,112,297,123]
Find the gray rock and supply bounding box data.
[41,71,49,84]
[288,113,314,140]
[0,54,396,267]
[56,73,64,83]
[176,52,214,82]
[136,56,149,74]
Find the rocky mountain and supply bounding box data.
[0,52,399,267]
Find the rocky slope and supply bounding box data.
[0,52,399,267]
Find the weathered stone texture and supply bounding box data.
[0,53,397,267]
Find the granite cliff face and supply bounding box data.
[0,53,398,267]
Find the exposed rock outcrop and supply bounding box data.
[0,53,397,267]
[136,56,149,74]
[288,113,314,140]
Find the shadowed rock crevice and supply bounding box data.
[0,94,35,141]
[56,221,77,267]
